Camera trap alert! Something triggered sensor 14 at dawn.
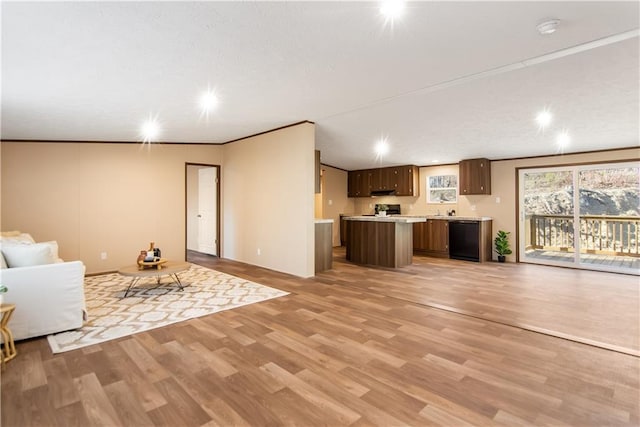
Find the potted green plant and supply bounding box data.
[494,230,512,262]
[377,204,389,216]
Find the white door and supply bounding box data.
[198,167,217,255]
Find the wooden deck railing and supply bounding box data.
[527,214,640,256]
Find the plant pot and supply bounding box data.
[498,255,506,263]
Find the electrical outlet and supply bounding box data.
[257,248,261,256]
[100,252,107,260]
[328,199,333,206]
[496,197,501,204]
[470,205,476,211]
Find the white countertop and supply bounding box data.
[314,219,334,224]
[343,215,427,223]
[397,215,492,221]
[342,214,492,222]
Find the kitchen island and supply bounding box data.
[343,216,426,268]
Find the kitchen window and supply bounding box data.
[427,175,458,204]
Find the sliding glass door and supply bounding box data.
[519,161,639,274]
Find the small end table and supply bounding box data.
[0,303,17,369]
[118,261,190,298]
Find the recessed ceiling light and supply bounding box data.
[557,130,571,149]
[375,138,390,156]
[432,160,439,163]
[536,110,552,129]
[380,0,406,20]
[200,89,219,115]
[141,116,161,143]
[536,19,560,35]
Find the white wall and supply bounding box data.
[222,123,316,278]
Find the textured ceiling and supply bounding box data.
[1,1,638,170]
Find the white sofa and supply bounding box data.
[0,232,87,341]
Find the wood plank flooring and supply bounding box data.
[1,250,638,426]
[326,247,640,355]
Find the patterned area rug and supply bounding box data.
[47,264,288,353]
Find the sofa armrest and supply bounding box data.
[0,260,86,340]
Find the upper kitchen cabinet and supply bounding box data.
[369,168,390,192]
[348,170,370,197]
[348,165,419,198]
[388,165,419,196]
[459,158,491,195]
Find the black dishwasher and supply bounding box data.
[449,220,480,262]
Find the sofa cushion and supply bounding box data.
[0,233,36,244]
[1,241,57,268]
[1,231,21,237]
[0,251,6,269]
[41,241,60,260]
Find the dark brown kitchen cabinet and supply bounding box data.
[348,170,370,197]
[413,219,449,257]
[369,168,391,192]
[388,165,419,196]
[340,215,348,246]
[459,158,491,195]
[348,165,419,197]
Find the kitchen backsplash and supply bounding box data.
[352,196,460,216]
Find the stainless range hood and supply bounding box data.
[370,189,396,196]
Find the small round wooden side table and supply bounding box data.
[0,303,17,369]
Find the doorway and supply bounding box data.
[186,163,220,259]
[518,161,639,274]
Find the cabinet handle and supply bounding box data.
[481,186,484,190]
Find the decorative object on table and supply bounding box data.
[377,204,389,217]
[144,241,161,261]
[137,242,165,269]
[137,258,168,270]
[494,230,513,262]
[0,303,17,369]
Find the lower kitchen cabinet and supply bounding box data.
[413,219,449,257]
[340,215,348,246]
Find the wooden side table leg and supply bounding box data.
[0,306,17,367]
[0,329,6,370]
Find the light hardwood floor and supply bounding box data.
[1,250,638,426]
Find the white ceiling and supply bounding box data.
[2,1,638,170]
